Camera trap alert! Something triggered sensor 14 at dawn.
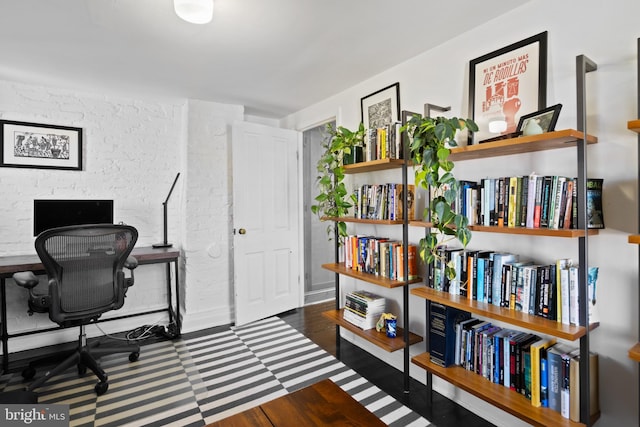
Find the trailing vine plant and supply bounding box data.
[311,123,365,241]
[403,115,478,279]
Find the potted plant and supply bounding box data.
[311,123,365,240]
[403,115,478,279]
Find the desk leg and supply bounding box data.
[174,258,181,336]
[1,278,8,373]
[165,259,181,337]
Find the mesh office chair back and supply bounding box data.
[36,224,138,326]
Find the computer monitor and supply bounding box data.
[33,199,114,236]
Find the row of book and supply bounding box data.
[431,248,598,325]
[429,304,599,421]
[353,183,416,221]
[454,175,604,230]
[342,290,385,330]
[364,123,404,162]
[343,235,418,281]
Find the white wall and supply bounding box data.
[283,1,640,426]
[0,81,241,350]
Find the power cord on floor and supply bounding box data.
[93,320,179,343]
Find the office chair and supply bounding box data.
[12,224,141,396]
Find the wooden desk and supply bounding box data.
[0,246,181,372]
[208,379,386,427]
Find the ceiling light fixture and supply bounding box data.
[174,0,214,24]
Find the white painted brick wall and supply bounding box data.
[0,80,241,351]
[180,100,243,332]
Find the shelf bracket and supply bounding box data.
[423,103,451,118]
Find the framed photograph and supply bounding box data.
[361,82,400,130]
[0,120,82,170]
[516,103,562,135]
[468,31,547,144]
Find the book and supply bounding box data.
[429,302,471,367]
[493,328,515,384]
[586,178,604,229]
[531,338,556,407]
[560,348,577,418]
[547,343,574,413]
[569,265,579,325]
[468,321,492,372]
[512,333,539,393]
[503,330,523,388]
[397,184,416,221]
[476,251,493,303]
[533,175,544,228]
[507,176,518,227]
[456,318,481,366]
[526,172,539,228]
[540,346,550,407]
[558,259,572,325]
[343,290,385,330]
[540,176,552,228]
[569,351,599,422]
[491,253,517,307]
[559,178,574,229]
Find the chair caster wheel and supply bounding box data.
[78,364,87,376]
[95,381,108,395]
[22,366,36,380]
[129,352,139,362]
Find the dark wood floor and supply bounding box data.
[279,300,495,427]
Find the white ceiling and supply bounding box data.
[0,0,528,118]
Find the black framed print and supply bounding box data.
[468,32,547,144]
[0,120,82,170]
[361,82,401,130]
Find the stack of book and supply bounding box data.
[343,290,386,330]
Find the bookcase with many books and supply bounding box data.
[627,37,640,426]
[321,111,423,392]
[410,55,600,427]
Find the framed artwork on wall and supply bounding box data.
[361,82,401,130]
[0,120,82,170]
[468,31,548,144]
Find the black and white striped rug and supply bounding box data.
[0,317,430,426]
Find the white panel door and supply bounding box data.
[232,121,300,326]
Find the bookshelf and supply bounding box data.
[321,118,423,393]
[410,56,600,426]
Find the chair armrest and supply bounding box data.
[125,256,138,270]
[13,271,39,289]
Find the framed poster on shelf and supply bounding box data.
[468,32,547,144]
[361,82,401,130]
[0,120,82,170]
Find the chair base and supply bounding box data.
[24,332,140,396]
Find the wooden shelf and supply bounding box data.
[412,352,597,427]
[448,129,597,162]
[322,263,422,288]
[410,286,597,341]
[322,216,404,225]
[627,119,640,133]
[322,309,423,352]
[468,225,597,238]
[629,234,640,244]
[409,221,598,238]
[343,158,409,173]
[629,342,640,362]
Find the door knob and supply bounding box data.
[238,228,246,235]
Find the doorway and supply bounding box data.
[302,121,336,305]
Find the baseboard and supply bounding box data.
[180,308,232,334]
